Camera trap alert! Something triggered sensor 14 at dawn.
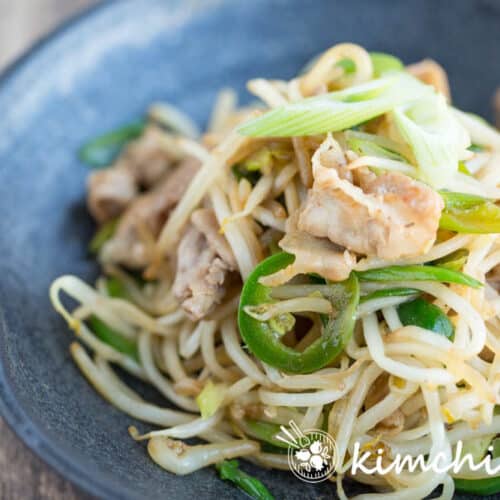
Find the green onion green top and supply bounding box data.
[356,264,482,288]
[216,460,275,500]
[79,121,145,167]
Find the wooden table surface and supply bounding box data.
[0,4,99,498]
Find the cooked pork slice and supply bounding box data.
[279,214,354,282]
[87,126,179,224]
[101,157,200,268]
[316,138,353,182]
[259,213,354,287]
[298,135,444,260]
[119,126,178,188]
[87,168,137,223]
[407,59,451,101]
[173,211,236,319]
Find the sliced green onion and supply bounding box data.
[79,121,145,167]
[232,164,261,185]
[244,420,288,450]
[360,287,420,304]
[345,130,408,161]
[441,202,500,234]
[370,52,404,77]
[393,95,470,188]
[89,218,119,254]
[216,460,275,500]
[105,277,128,299]
[241,148,273,172]
[87,316,138,361]
[196,380,227,419]
[397,297,454,339]
[439,191,500,234]
[468,144,486,153]
[238,74,431,137]
[336,58,357,74]
[439,190,490,210]
[431,249,469,271]
[356,264,482,288]
[458,161,472,176]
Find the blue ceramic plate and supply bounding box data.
[0,1,499,498]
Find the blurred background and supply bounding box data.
[0,3,98,498]
[0,0,99,69]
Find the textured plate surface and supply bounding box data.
[0,0,499,498]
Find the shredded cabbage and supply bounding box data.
[196,380,227,419]
[393,94,471,188]
[453,108,500,150]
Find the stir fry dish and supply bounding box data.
[50,43,500,499]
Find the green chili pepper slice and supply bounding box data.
[216,460,275,500]
[356,264,481,288]
[454,436,500,495]
[79,121,145,167]
[87,316,138,361]
[492,437,500,456]
[397,297,454,339]
[238,252,359,374]
[454,477,500,496]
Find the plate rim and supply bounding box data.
[0,2,140,498]
[0,2,491,499]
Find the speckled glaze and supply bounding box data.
[0,1,499,498]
